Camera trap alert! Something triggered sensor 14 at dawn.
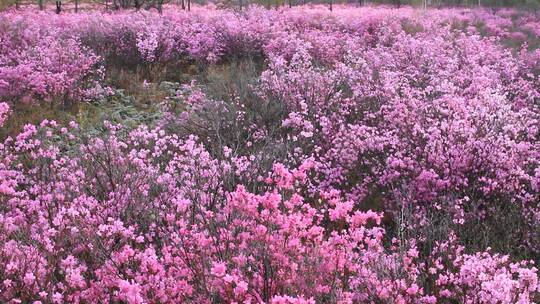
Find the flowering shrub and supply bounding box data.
[0,22,107,104]
[1,5,540,303]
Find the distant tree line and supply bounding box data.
[237,0,540,9]
[220,0,540,10]
[0,0,191,12]
[0,0,538,14]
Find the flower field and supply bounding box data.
[0,4,540,303]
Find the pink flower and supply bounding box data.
[234,280,248,296]
[23,273,35,286]
[211,262,227,277]
[118,280,144,304]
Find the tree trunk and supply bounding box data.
[288,0,291,8]
[38,0,44,10]
[329,0,332,11]
[55,0,61,13]
[75,0,78,12]
[187,0,190,11]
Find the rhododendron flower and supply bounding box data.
[211,262,227,277]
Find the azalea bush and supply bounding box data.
[0,23,108,104]
[1,4,540,304]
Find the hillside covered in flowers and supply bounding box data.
[0,4,540,303]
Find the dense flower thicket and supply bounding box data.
[0,122,539,303]
[1,5,540,304]
[0,5,539,103]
